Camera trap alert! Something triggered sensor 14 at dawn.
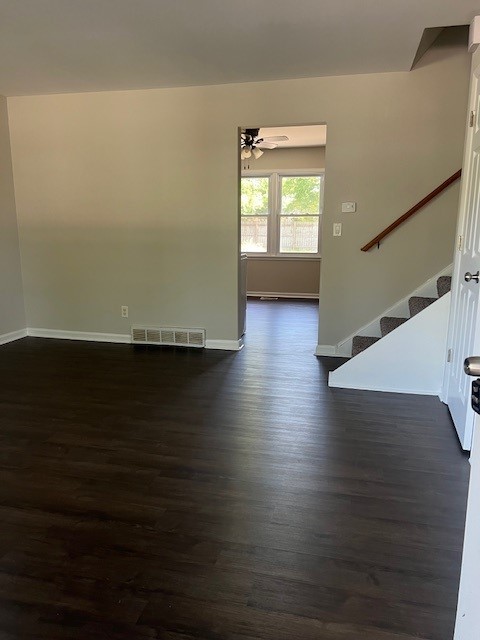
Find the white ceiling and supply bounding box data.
[260,126,327,148]
[0,0,477,96]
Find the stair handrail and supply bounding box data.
[361,169,462,252]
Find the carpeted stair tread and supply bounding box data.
[437,275,452,298]
[408,296,436,317]
[380,316,408,337]
[352,335,380,357]
[350,275,452,358]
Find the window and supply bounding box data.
[240,176,269,253]
[241,171,323,256]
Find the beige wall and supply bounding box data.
[247,259,320,296]
[244,146,325,171]
[7,30,470,346]
[0,95,25,336]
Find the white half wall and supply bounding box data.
[328,292,450,395]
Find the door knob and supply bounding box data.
[464,356,480,376]
[464,271,480,283]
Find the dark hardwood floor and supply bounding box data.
[0,299,470,639]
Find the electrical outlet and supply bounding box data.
[333,223,342,237]
[121,306,129,318]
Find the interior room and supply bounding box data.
[239,124,324,346]
[241,125,324,298]
[1,3,480,639]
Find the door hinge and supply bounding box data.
[470,110,476,128]
[447,348,453,363]
[458,234,463,251]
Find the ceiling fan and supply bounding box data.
[240,128,289,159]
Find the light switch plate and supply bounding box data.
[342,202,357,213]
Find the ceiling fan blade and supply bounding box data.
[256,142,277,149]
[262,135,289,142]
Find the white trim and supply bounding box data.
[0,328,27,345]
[25,328,244,352]
[241,169,325,177]
[327,381,440,395]
[27,328,131,343]
[315,344,341,357]
[245,254,321,260]
[469,15,480,52]
[205,338,244,351]
[248,291,319,300]
[335,264,453,357]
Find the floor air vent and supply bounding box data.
[131,326,205,348]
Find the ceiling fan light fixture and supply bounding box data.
[241,128,288,160]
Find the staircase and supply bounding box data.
[351,275,452,357]
[329,274,452,395]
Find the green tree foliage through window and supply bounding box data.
[241,177,269,215]
[240,172,322,254]
[281,176,320,215]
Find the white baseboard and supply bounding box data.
[27,328,131,343]
[0,328,27,345]
[328,380,440,395]
[205,338,244,351]
[26,328,244,352]
[248,291,319,300]
[315,344,344,357]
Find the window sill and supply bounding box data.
[244,254,321,261]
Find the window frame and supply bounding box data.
[241,169,324,259]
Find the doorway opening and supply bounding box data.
[238,124,327,352]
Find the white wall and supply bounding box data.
[7,30,470,345]
[0,95,25,337]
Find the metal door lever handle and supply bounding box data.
[464,271,480,283]
[464,356,480,376]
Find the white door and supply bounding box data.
[445,55,480,450]
[454,417,480,639]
